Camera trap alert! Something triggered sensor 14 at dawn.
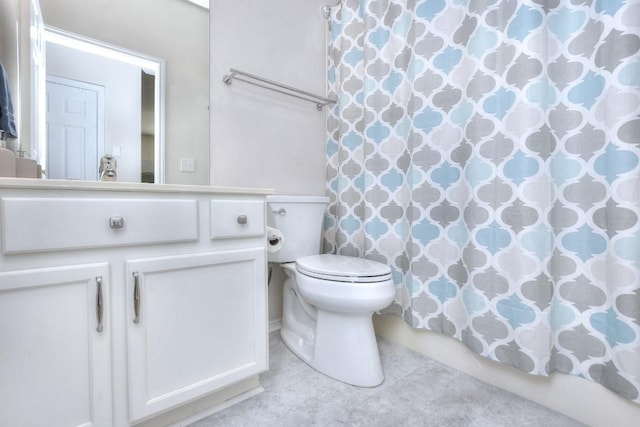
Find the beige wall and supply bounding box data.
[209,0,328,195]
[38,0,209,185]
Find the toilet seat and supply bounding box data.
[296,254,392,283]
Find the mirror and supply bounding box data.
[43,27,165,183]
[26,0,210,185]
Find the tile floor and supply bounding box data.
[190,332,585,427]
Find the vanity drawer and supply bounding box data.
[210,200,265,239]
[1,197,199,254]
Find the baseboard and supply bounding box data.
[136,376,263,427]
[168,383,264,427]
[373,314,640,427]
[269,318,282,332]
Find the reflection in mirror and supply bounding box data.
[34,0,209,185]
[43,27,165,183]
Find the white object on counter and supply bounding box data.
[0,147,16,177]
[15,157,38,178]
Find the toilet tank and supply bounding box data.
[266,195,329,263]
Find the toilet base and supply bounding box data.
[281,309,384,388]
[313,309,384,387]
[279,263,386,388]
[281,326,314,364]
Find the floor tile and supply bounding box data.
[190,332,584,427]
[470,388,585,427]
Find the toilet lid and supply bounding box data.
[296,254,392,283]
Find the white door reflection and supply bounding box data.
[46,76,104,181]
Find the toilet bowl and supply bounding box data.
[295,254,394,313]
[267,196,395,387]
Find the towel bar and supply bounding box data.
[223,68,336,111]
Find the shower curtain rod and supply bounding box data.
[222,68,336,111]
[321,0,342,19]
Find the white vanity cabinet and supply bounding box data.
[126,248,266,422]
[0,180,270,427]
[0,263,113,427]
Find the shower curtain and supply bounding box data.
[324,0,640,403]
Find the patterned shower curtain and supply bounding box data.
[324,0,640,403]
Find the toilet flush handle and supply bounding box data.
[272,208,286,216]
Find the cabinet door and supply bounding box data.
[126,248,267,422]
[0,264,112,427]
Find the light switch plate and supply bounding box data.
[180,158,195,172]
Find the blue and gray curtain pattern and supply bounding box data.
[323,0,640,403]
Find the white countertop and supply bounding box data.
[0,178,274,195]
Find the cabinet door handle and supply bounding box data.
[133,272,141,324]
[96,276,104,333]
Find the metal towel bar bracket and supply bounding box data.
[222,68,336,111]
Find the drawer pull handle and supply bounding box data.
[133,272,141,324]
[272,208,286,216]
[109,216,125,229]
[96,276,104,333]
[237,214,248,225]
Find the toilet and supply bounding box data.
[267,195,395,387]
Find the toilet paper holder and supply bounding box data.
[266,226,285,253]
